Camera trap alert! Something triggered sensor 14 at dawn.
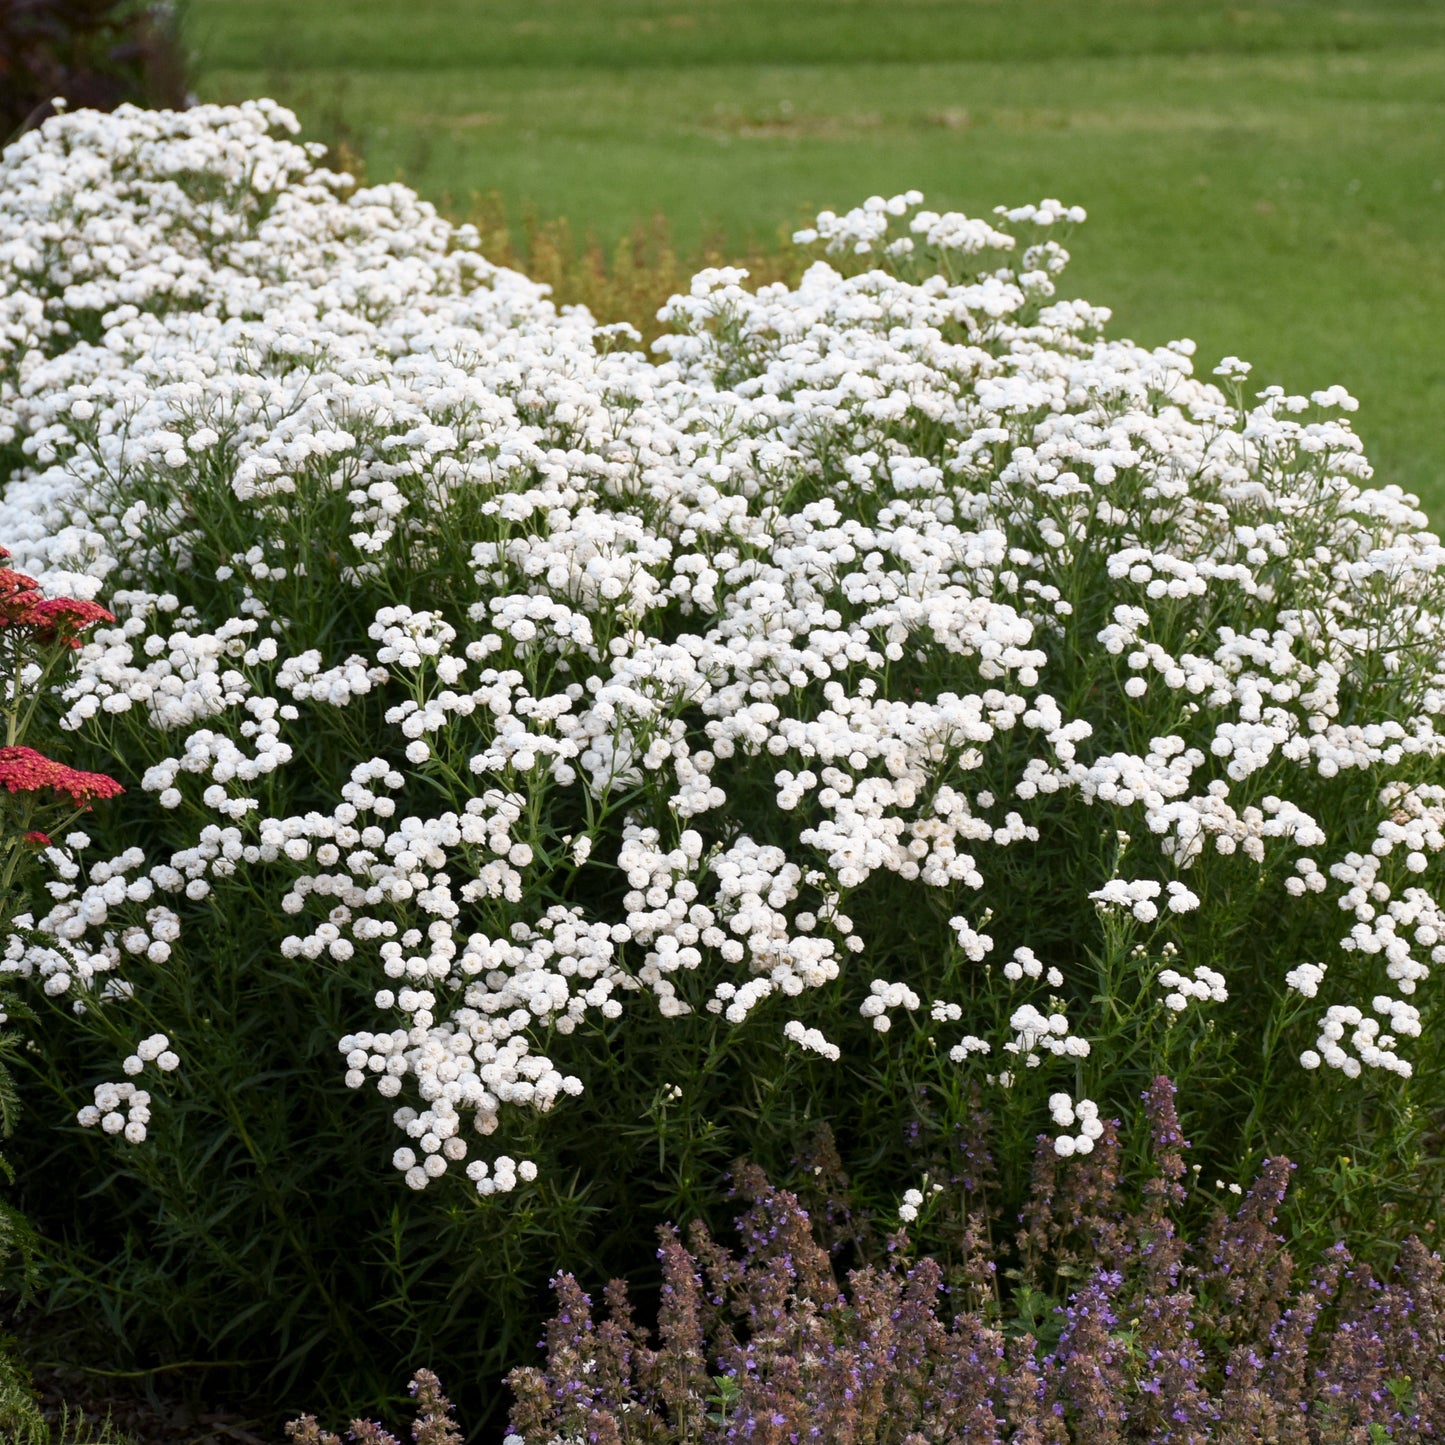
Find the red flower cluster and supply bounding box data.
[0,746,124,807]
[0,564,43,617]
[24,595,117,647]
[0,554,114,649]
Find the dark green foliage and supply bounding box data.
[0,992,134,1445]
[0,0,188,142]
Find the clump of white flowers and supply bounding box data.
[76,1080,152,1143]
[860,978,921,1032]
[783,1019,842,1061]
[897,1176,943,1223]
[1047,1092,1104,1157]
[120,1031,179,1075]
[1,101,1442,1214]
[1286,962,1328,999]
[1158,965,1228,1012]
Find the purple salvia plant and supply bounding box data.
[1043,1268,1130,1444]
[309,1086,1445,1443]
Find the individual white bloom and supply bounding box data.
[137,1033,169,1062]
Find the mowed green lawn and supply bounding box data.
[189,0,1445,515]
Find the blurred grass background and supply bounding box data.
[187,0,1445,515]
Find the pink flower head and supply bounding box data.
[0,555,114,645]
[0,567,44,627]
[0,746,124,807]
[23,830,51,847]
[24,596,116,648]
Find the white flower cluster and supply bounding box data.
[947,1033,991,1063]
[897,1176,943,1223]
[121,1031,179,1074]
[1325,783,1445,997]
[1004,1003,1089,1063]
[859,978,921,1033]
[77,1080,152,1142]
[2,102,1442,1187]
[1285,962,1328,999]
[783,1019,841,1062]
[1300,995,1421,1078]
[1048,1092,1104,1157]
[1158,965,1228,1012]
[1002,946,1063,987]
[1090,878,1164,922]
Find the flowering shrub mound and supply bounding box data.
[1,101,1444,1422]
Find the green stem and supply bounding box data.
[5,639,24,748]
[32,1359,260,1378]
